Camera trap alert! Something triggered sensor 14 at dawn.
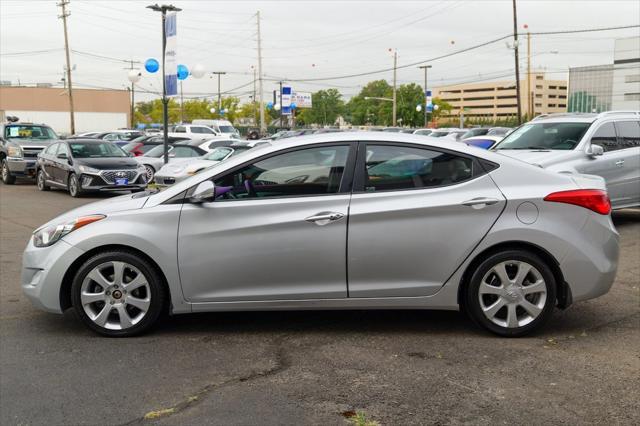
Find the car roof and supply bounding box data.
[64,138,112,144]
[530,113,598,123]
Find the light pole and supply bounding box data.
[418,65,432,127]
[391,49,398,126]
[147,3,181,165]
[127,69,141,129]
[511,0,522,125]
[211,71,226,118]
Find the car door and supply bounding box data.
[348,142,505,298]
[177,143,355,302]
[39,143,58,182]
[53,143,71,184]
[576,122,630,206]
[613,121,640,207]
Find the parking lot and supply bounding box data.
[0,182,638,425]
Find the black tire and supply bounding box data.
[71,250,166,337]
[144,165,155,183]
[1,159,16,184]
[464,249,557,337]
[68,173,83,197]
[36,169,50,191]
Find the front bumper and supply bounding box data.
[6,157,37,178]
[79,172,147,192]
[22,238,85,314]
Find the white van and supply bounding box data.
[191,119,240,138]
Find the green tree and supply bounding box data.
[297,89,345,126]
[345,80,393,125]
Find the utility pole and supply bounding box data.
[211,71,226,117]
[179,80,184,123]
[252,66,257,126]
[512,0,522,125]
[58,0,75,134]
[418,65,432,128]
[125,59,137,129]
[392,49,397,126]
[526,29,532,118]
[256,11,266,135]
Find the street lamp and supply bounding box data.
[127,70,141,129]
[147,3,181,165]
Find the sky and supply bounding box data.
[1,0,639,103]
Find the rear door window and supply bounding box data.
[614,121,640,149]
[591,123,621,152]
[361,144,474,192]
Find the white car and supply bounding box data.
[194,136,244,153]
[154,144,256,187]
[191,119,240,138]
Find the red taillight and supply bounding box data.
[544,189,611,215]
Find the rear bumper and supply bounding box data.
[560,214,619,302]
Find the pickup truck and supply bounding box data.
[1,119,59,184]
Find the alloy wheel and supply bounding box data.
[69,175,78,196]
[37,171,45,190]
[478,260,547,328]
[144,165,154,182]
[80,261,151,330]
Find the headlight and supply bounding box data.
[8,146,23,158]
[78,165,100,174]
[33,215,105,247]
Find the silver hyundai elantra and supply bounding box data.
[22,132,619,337]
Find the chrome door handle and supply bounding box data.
[305,211,344,226]
[462,197,500,208]
[615,160,624,167]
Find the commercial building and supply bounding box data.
[432,72,567,121]
[568,36,640,112]
[0,86,131,135]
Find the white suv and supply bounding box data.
[494,111,640,209]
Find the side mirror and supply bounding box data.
[57,153,68,160]
[189,181,216,204]
[586,144,604,157]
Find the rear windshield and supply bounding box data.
[5,125,57,140]
[495,122,591,150]
[218,125,236,133]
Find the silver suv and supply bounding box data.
[494,111,640,209]
[1,119,59,184]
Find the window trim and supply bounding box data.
[352,141,488,194]
[184,142,358,202]
[613,120,640,151]
[589,122,620,153]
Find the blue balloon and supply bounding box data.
[267,102,273,109]
[177,64,189,80]
[145,58,159,73]
[290,103,297,109]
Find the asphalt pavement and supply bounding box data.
[1,181,638,425]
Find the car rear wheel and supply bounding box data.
[465,250,556,337]
[144,165,155,183]
[71,251,166,337]
[68,173,83,197]
[37,169,50,191]
[1,159,16,184]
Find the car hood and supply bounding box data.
[35,192,150,232]
[494,149,578,167]
[157,159,218,176]
[8,138,57,148]
[75,157,139,169]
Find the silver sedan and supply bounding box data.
[22,132,618,337]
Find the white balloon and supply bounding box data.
[192,64,206,79]
[416,105,422,112]
[433,104,440,110]
[127,69,142,83]
[274,103,281,111]
[210,107,216,113]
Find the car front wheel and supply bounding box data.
[465,250,556,337]
[1,159,16,184]
[71,251,166,337]
[37,169,50,191]
[144,165,155,183]
[68,173,83,197]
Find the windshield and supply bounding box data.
[5,125,57,140]
[205,147,233,161]
[219,125,236,133]
[430,131,449,137]
[69,142,127,158]
[495,122,591,150]
[144,145,171,158]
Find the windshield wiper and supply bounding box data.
[508,146,551,150]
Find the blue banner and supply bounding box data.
[164,12,178,97]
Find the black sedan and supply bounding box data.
[36,139,147,197]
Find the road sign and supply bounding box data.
[281,86,292,115]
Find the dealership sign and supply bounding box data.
[292,92,312,108]
[164,12,178,97]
